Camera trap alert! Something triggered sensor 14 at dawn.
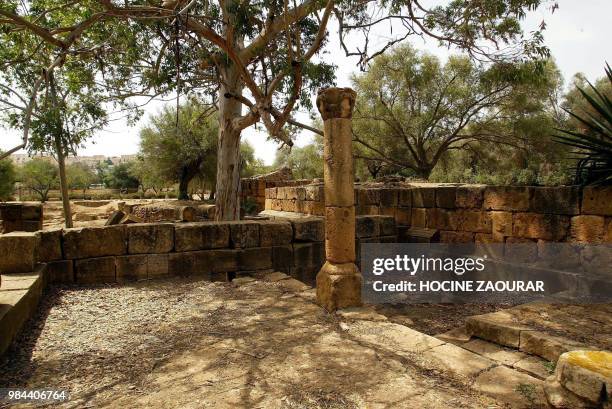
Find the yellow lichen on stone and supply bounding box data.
[565,350,612,378]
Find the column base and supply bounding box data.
[316,261,362,311]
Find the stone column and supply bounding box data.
[315,87,362,311]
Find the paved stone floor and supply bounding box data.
[0,276,549,409]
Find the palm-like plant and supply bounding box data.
[554,64,612,185]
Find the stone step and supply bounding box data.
[0,266,46,356]
[465,310,591,362]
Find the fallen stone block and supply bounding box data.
[35,228,62,262]
[554,350,611,404]
[105,210,125,226]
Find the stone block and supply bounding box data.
[174,223,203,252]
[239,247,272,270]
[390,207,408,226]
[280,199,297,213]
[46,260,74,284]
[484,186,531,211]
[456,186,485,209]
[411,187,436,207]
[570,215,605,243]
[265,187,277,199]
[63,226,126,259]
[35,228,62,262]
[21,203,42,220]
[304,184,323,201]
[293,242,315,267]
[210,249,239,272]
[301,200,325,216]
[378,216,396,236]
[398,189,412,206]
[127,223,174,254]
[259,221,293,246]
[582,186,612,216]
[147,253,169,278]
[0,203,21,220]
[531,187,580,215]
[116,254,148,282]
[605,218,612,243]
[356,216,380,238]
[520,331,586,362]
[473,366,546,408]
[453,210,492,233]
[202,223,230,249]
[23,220,42,232]
[0,232,38,273]
[555,350,611,404]
[505,237,538,263]
[75,256,116,284]
[512,213,569,241]
[440,231,474,243]
[229,221,260,248]
[292,217,324,242]
[167,251,212,276]
[427,208,456,231]
[466,311,532,348]
[272,245,293,272]
[379,188,398,207]
[411,208,427,228]
[490,211,512,242]
[358,189,381,206]
[295,187,306,201]
[435,186,457,208]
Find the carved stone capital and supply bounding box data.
[316,87,356,120]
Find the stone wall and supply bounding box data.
[0,215,396,287]
[265,184,612,244]
[241,179,312,214]
[0,202,43,233]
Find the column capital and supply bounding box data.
[316,87,356,120]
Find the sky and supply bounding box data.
[1,0,611,164]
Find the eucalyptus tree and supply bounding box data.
[352,44,561,179]
[1,0,555,219]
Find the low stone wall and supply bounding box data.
[0,215,396,287]
[241,178,312,214]
[0,202,43,233]
[265,183,612,244]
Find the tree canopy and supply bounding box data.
[18,158,58,201]
[352,44,563,179]
[0,153,16,200]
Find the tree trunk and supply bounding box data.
[178,159,203,200]
[209,181,216,201]
[215,63,243,220]
[55,136,73,228]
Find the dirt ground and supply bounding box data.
[0,277,508,409]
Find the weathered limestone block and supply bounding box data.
[304,184,324,201]
[285,186,298,200]
[174,223,230,252]
[316,261,362,311]
[168,251,208,276]
[427,208,456,231]
[554,351,611,404]
[281,199,297,213]
[453,210,492,233]
[127,223,174,254]
[292,217,325,242]
[455,186,485,209]
[259,221,293,247]
[435,186,457,209]
[440,231,474,243]
[570,215,605,243]
[395,207,412,225]
[512,213,569,241]
[63,226,126,259]
[504,237,538,263]
[605,218,612,243]
[356,216,380,238]
[75,256,116,284]
[265,187,276,199]
[116,254,148,282]
[411,208,427,228]
[229,220,259,248]
[276,187,288,200]
[35,228,62,262]
[484,186,531,211]
[272,245,293,272]
[301,200,325,216]
[325,206,356,264]
[130,203,196,222]
[210,249,239,272]
[398,189,412,206]
[357,189,381,206]
[582,186,612,216]
[46,260,74,284]
[147,254,169,278]
[0,232,38,273]
[411,187,436,208]
[323,119,355,206]
[379,188,399,207]
[239,247,273,270]
[544,377,593,409]
[531,187,580,215]
[377,215,396,236]
[490,211,512,242]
